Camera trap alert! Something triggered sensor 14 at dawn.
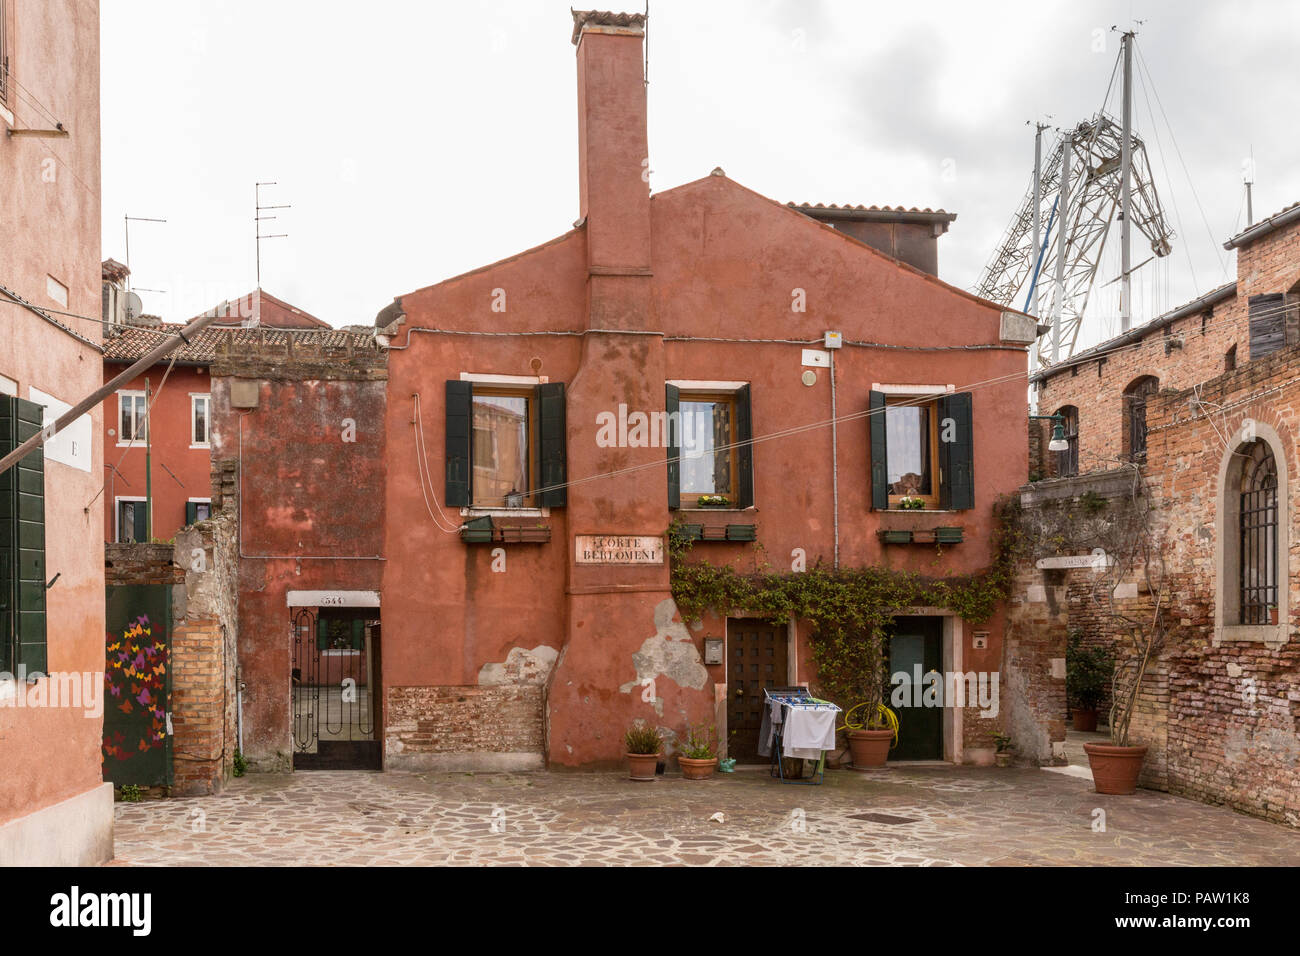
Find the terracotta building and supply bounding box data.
[335,9,1038,773]
[1010,202,1300,825]
[101,285,331,544]
[0,0,111,864]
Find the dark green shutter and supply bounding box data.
[665,384,680,510]
[316,615,329,651]
[869,390,888,510]
[536,382,567,507]
[735,384,753,508]
[939,391,974,511]
[445,380,473,508]
[0,397,47,675]
[185,501,198,525]
[351,618,364,650]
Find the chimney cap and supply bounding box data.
[571,9,646,46]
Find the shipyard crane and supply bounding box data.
[975,32,1175,369]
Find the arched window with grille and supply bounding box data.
[1238,440,1278,625]
[1123,376,1159,461]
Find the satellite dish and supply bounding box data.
[124,291,143,323]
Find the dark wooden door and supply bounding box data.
[889,616,944,761]
[726,619,787,762]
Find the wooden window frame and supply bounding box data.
[469,385,537,509]
[885,396,941,509]
[678,390,739,501]
[190,393,211,447]
[118,390,147,445]
[115,496,148,544]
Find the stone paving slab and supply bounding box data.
[111,764,1300,866]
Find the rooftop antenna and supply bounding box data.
[123,214,167,301]
[255,181,290,290]
[1243,146,1255,227]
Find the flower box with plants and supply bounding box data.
[676,721,719,780]
[696,494,731,508]
[624,721,663,782]
[1066,631,1112,732]
[897,495,926,510]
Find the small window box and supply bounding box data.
[461,515,495,543]
[934,526,964,545]
[879,529,914,545]
[498,525,551,544]
[461,516,551,544]
[725,523,757,542]
[676,523,704,542]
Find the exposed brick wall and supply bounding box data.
[170,620,226,795]
[385,685,545,758]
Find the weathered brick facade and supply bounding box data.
[385,686,545,771]
[1012,206,1300,826]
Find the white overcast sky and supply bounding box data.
[101,0,1300,347]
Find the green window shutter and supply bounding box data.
[535,382,567,507]
[0,397,47,675]
[665,384,680,510]
[735,384,753,508]
[939,392,975,511]
[185,501,198,525]
[869,390,888,510]
[351,618,364,650]
[316,615,329,651]
[445,380,473,508]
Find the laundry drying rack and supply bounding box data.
[762,687,842,786]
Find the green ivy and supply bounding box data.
[667,498,1025,712]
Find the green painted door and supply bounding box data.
[103,584,173,786]
[888,616,943,761]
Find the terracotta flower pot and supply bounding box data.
[678,756,719,780]
[626,752,660,782]
[994,751,1014,768]
[1083,742,1148,795]
[1072,707,1098,732]
[847,729,894,769]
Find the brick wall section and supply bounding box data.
[386,686,545,757]
[169,620,226,795]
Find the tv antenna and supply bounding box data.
[255,181,290,289]
[123,214,167,302]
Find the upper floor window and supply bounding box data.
[1238,440,1278,626]
[665,383,753,509]
[1055,405,1079,478]
[1122,376,1158,461]
[869,388,973,510]
[118,391,147,444]
[444,379,567,509]
[191,393,211,447]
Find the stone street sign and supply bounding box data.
[575,534,664,565]
[1035,552,1112,570]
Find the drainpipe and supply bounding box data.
[829,349,840,569]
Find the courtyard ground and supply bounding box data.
[110,762,1300,866]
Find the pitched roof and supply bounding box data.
[571,9,646,44]
[1223,200,1300,249]
[190,288,331,329]
[101,258,130,282]
[103,324,369,365]
[787,202,957,224]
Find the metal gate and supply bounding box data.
[291,606,380,769]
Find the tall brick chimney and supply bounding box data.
[572,9,651,320]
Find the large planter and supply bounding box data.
[847,729,894,769]
[626,752,660,782]
[678,756,719,780]
[1072,707,1099,732]
[994,751,1015,768]
[1083,742,1148,795]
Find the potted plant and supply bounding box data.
[697,494,731,508]
[625,721,662,782]
[676,721,719,780]
[1066,632,1112,732]
[992,732,1015,767]
[847,703,898,768]
[1269,603,1279,625]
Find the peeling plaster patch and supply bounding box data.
[478,645,559,685]
[1226,662,1243,678]
[1049,658,1066,680]
[1114,582,1138,599]
[1027,585,1046,603]
[1224,717,1300,766]
[618,598,708,716]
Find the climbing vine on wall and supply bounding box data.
[666,498,1026,709]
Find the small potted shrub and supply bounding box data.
[1066,632,1112,732]
[993,732,1015,767]
[676,721,719,780]
[847,703,898,768]
[625,721,662,782]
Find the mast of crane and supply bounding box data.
[1120,29,1135,332]
[1052,133,1070,364]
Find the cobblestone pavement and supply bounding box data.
[112,764,1300,866]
